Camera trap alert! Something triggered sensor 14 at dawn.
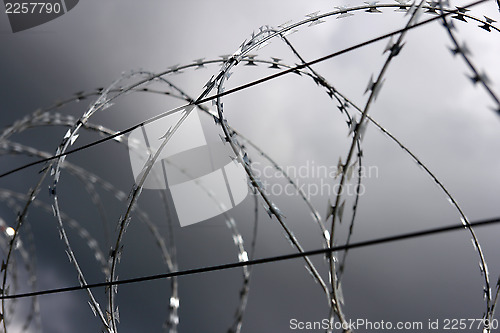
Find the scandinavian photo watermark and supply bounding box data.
[251,160,379,199]
[128,108,379,227]
[128,109,248,227]
[289,318,499,331]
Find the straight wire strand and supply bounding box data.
[0,0,489,180]
[2,216,499,301]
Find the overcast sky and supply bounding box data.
[1,1,500,332]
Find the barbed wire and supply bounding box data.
[1,0,499,331]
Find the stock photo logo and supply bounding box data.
[3,0,79,32]
[128,109,249,227]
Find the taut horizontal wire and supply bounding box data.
[2,216,499,300]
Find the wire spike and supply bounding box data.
[365,1,382,13]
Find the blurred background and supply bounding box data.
[1,0,500,332]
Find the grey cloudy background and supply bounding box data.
[1,0,500,332]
